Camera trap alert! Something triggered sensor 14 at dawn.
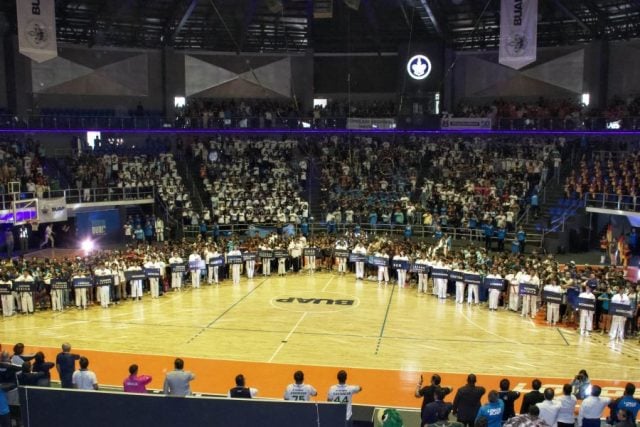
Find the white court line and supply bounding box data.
[321,275,336,292]
[268,312,308,363]
[458,310,520,345]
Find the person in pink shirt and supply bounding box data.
[123,364,152,393]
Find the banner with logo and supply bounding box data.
[17,0,58,63]
[441,117,492,130]
[346,118,396,130]
[499,0,538,70]
[38,197,67,222]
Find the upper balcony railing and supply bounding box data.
[2,114,640,132]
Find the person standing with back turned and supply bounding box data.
[452,374,486,427]
[327,370,362,425]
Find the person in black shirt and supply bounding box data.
[55,343,80,389]
[499,378,521,421]
[32,352,54,387]
[423,388,454,427]
[16,362,45,386]
[452,374,486,427]
[228,374,258,399]
[416,374,453,421]
[520,379,544,414]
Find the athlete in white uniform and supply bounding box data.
[578,286,596,336]
[544,281,563,325]
[284,370,317,401]
[610,287,630,341]
[352,243,366,280]
[327,370,362,422]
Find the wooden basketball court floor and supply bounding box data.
[2,262,639,408]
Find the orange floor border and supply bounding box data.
[2,343,636,409]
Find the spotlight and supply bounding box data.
[81,239,95,253]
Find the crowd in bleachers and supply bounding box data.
[0,138,49,198]
[313,136,561,233]
[193,137,307,226]
[66,152,188,211]
[175,99,301,129]
[564,152,640,209]
[313,100,397,118]
[452,98,584,122]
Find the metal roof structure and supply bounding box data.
[0,0,639,53]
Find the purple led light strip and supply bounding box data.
[0,128,640,136]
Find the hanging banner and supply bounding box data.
[441,117,492,130]
[39,197,67,223]
[499,0,538,70]
[17,0,58,63]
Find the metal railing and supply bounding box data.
[2,113,640,131]
[583,192,640,212]
[181,221,543,248]
[0,186,156,210]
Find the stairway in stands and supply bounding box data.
[306,157,324,222]
[175,153,205,215]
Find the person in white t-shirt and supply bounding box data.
[284,370,317,401]
[72,357,98,390]
[327,370,362,421]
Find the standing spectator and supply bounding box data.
[72,356,98,390]
[557,384,577,427]
[123,364,152,393]
[476,390,504,427]
[327,370,362,423]
[18,225,28,253]
[452,374,486,427]
[39,224,54,249]
[499,378,521,422]
[423,388,454,426]
[416,373,453,422]
[4,228,13,258]
[55,342,81,389]
[16,362,45,386]
[521,379,545,414]
[578,386,611,427]
[228,374,258,398]
[163,358,195,396]
[610,287,630,341]
[536,388,561,427]
[32,351,54,387]
[284,370,317,401]
[0,388,10,427]
[608,383,640,426]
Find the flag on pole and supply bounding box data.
[16,0,58,63]
[499,0,538,70]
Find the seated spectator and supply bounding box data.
[72,356,98,390]
[228,374,258,399]
[123,364,152,393]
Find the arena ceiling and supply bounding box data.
[0,0,639,53]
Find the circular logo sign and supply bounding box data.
[505,33,528,57]
[25,20,50,49]
[271,291,360,313]
[407,54,432,80]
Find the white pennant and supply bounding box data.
[17,0,58,63]
[499,0,538,70]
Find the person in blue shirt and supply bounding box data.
[484,223,494,251]
[609,383,640,425]
[404,225,412,240]
[476,390,504,427]
[0,387,9,427]
[530,193,539,218]
[517,228,526,254]
[496,228,506,252]
[300,221,309,238]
